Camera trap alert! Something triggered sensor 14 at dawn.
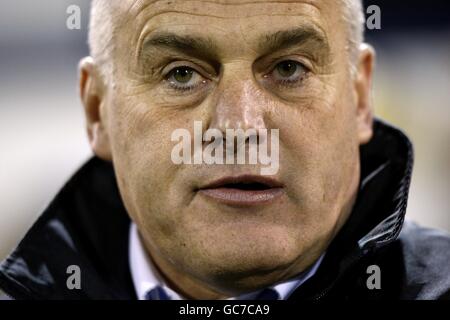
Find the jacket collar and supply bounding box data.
[0,119,414,300]
[289,118,414,300]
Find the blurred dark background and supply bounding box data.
[1,0,449,260]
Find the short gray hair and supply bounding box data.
[88,0,365,79]
[88,0,116,80]
[343,0,365,62]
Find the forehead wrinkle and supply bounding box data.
[128,0,326,48]
[128,0,323,20]
[136,10,320,22]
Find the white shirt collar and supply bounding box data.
[129,223,324,300]
[129,223,184,300]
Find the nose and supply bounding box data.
[208,70,268,133]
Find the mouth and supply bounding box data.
[197,175,284,206]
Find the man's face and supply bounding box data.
[83,0,373,295]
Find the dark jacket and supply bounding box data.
[0,119,449,300]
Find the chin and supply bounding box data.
[199,254,298,294]
[187,233,302,281]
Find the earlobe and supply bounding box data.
[78,57,112,161]
[355,44,376,145]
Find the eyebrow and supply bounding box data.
[140,25,330,63]
[141,33,219,62]
[258,26,330,58]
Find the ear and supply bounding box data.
[354,43,376,145]
[78,57,112,161]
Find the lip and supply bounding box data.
[197,175,285,206]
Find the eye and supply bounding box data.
[166,66,206,92]
[270,60,308,86]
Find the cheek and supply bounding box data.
[277,106,359,259]
[275,93,359,208]
[107,95,185,222]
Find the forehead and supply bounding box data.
[116,0,345,51]
[124,0,328,17]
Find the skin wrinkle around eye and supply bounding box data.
[162,60,309,94]
[130,58,332,111]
